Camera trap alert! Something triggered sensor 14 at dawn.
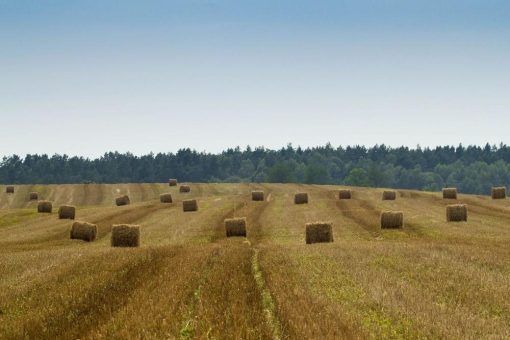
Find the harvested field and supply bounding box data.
[0,183,509,339]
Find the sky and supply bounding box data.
[1,0,509,158]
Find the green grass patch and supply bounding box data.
[0,210,39,228]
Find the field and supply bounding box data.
[1,183,509,339]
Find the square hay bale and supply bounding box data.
[70,221,97,242]
[168,179,178,186]
[179,185,191,193]
[37,201,52,213]
[115,195,130,206]
[183,199,198,212]
[382,191,396,200]
[225,217,247,237]
[442,188,457,199]
[305,222,333,244]
[294,192,309,204]
[111,224,140,247]
[29,192,38,200]
[491,187,506,199]
[446,204,467,222]
[58,205,75,219]
[6,186,14,194]
[380,211,404,229]
[339,189,352,199]
[251,191,264,201]
[160,193,173,203]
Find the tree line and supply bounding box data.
[1,143,510,195]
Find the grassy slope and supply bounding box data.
[0,183,509,339]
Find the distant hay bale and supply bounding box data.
[491,187,506,199]
[446,204,467,222]
[305,222,333,244]
[37,200,52,213]
[160,193,173,203]
[251,191,264,201]
[115,195,130,206]
[380,211,404,229]
[168,179,178,186]
[6,186,14,194]
[442,188,457,199]
[29,192,38,200]
[339,189,352,199]
[179,185,191,193]
[58,205,76,219]
[294,192,309,204]
[183,199,198,212]
[111,224,140,247]
[225,217,247,237]
[70,221,97,242]
[382,191,396,200]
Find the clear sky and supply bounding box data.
[1,0,509,157]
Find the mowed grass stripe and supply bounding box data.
[0,246,187,339]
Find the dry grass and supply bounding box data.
[115,195,130,206]
[180,185,191,193]
[294,192,308,204]
[305,222,334,244]
[111,224,140,247]
[446,204,468,222]
[159,193,173,203]
[58,205,75,219]
[225,217,247,237]
[0,183,509,339]
[339,189,352,199]
[380,211,404,229]
[492,186,506,199]
[382,190,396,200]
[443,187,458,199]
[182,199,198,212]
[37,200,52,213]
[70,221,97,242]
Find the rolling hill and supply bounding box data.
[1,183,509,339]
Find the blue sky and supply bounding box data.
[1,1,509,157]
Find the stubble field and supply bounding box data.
[0,183,509,339]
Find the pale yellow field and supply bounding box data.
[1,183,509,339]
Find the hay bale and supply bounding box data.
[446,204,467,222]
[382,191,396,200]
[442,188,457,199]
[380,211,404,229]
[29,192,38,200]
[70,221,97,242]
[294,192,308,204]
[115,195,130,206]
[6,186,14,194]
[491,187,506,199]
[168,179,178,186]
[58,205,76,219]
[37,200,52,213]
[305,222,333,244]
[160,193,173,203]
[183,199,198,212]
[251,191,264,201]
[225,217,247,237]
[339,189,352,199]
[111,224,140,247]
[179,185,191,193]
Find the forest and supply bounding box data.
[1,143,510,195]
